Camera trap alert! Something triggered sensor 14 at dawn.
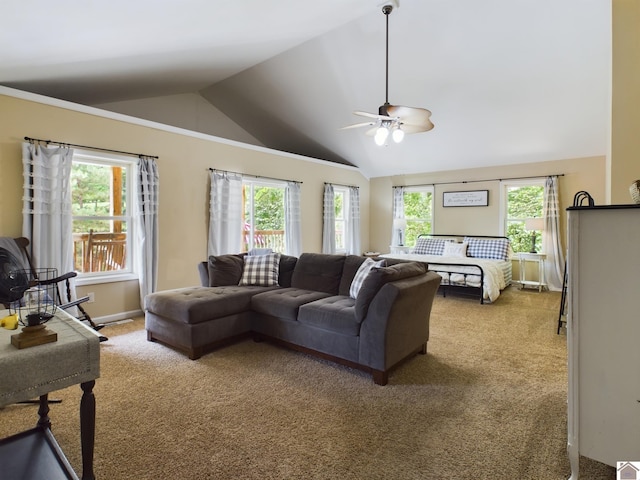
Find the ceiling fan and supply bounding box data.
[342,3,434,146]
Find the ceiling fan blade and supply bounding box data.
[385,105,435,133]
[386,105,432,124]
[398,122,434,134]
[340,121,376,130]
[353,110,394,121]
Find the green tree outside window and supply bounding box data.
[506,185,544,253]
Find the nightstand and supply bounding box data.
[517,252,547,292]
[389,245,411,254]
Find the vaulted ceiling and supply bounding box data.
[0,0,610,178]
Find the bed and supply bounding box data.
[380,235,513,303]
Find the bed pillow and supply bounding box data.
[349,258,386,299]
[411,237,454,255]
[239,252,281,286]
[442,241,468,258]
[464,237,510,261]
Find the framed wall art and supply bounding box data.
[443,190,489,207]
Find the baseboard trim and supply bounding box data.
[92,309,143,324]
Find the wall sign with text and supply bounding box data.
[443,190,489,207]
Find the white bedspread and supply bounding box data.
[380,253,509,302]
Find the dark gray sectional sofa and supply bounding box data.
[145,253,441,385]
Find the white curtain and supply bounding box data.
[284,181,302,256]
[208,170,243,255]
[391,186,405,246]
[543,176,564,291]
[345,186,361,255]
[136,156,160,304]
[322,183,335,254]
[21,142,74,280]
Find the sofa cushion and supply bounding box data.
[291,253,346,294]
[355,262,427,321]
[338,255,368,296]
[239,253,281,286]
[207,254,245,286]
[145,286,275,325]
[251,288,332,321]
[297,296,359,336]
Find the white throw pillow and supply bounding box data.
[442,241,468,258]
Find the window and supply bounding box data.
[71,151,134,280]
[332,186,348,253]
[502,180,545,253]
[403,186,434,246]
[242,179,286,252]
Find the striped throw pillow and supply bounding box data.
[349,258,386,299]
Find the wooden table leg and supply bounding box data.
[80,380,96,480]
[37,394,51,429]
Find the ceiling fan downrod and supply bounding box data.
[380,4,393,117]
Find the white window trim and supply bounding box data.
[500,178,545,246]
[333,186,349,254]
[403,185,435,235]
[72,149,136,284]
[242,177,287,252]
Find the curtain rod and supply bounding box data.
[209,168,302,184]
[24,136,158,159]
[393,173,564,188]
[325,182,359,189]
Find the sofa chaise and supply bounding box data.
[145,252,441,385]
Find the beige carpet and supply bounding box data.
[0,287,615,479]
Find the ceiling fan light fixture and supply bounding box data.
[392,126,404,143]
[374,125,390,146]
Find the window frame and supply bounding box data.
[72,150,137,286]
[402,185,434,246]
[332,186,349,254]
[500,178,545,254]
[242,177,287,253]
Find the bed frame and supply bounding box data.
[413,234,510,304]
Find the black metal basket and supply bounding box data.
[9,268,58,327]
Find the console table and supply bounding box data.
[0,308,100,480]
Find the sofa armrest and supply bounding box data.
[358,271,441,371]
[197,261,209,287]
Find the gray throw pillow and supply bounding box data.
[207,254,245,286]
[278,254,298,288]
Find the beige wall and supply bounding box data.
[0,91,369,320]
[611,0,640,203]
[369,156,606,255]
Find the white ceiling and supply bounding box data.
[0,0,611,178]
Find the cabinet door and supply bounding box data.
[572,209,640,466]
